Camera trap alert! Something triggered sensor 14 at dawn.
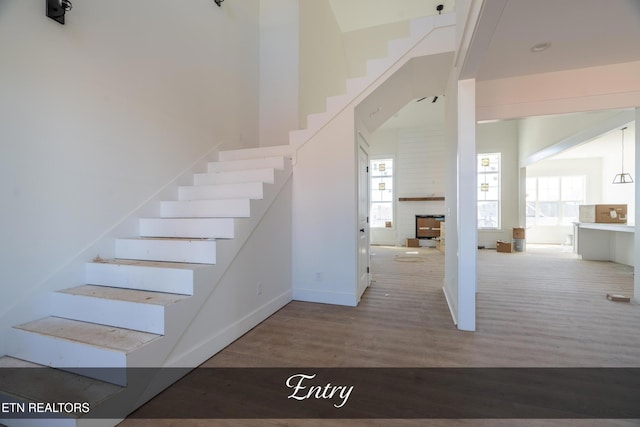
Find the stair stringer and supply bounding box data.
[104,162,294,416]
[291,22,456,306]
[0,159,293,427]
[289,12,456,156]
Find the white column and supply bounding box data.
[635,107,640,302]
[457,79,477,331]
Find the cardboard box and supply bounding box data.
[406,238,420,247]
[496,240,512,253]
[416,217,441,238]
[579,204,627,223]
[437,238,445,253]
[440,222,445,239]
[513,227,525,239]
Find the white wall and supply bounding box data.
[292,111,358,306]
[0,0,260,322]
[298,0,349,127]
[260,0,299,147]
[476,120,520,248]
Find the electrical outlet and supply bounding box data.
[256,281,263,295]
[315,272,323,281]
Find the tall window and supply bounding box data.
[526,176,586,226]
[370,159,393,228]
[477,153,501,229]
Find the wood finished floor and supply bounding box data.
[120,245,640,426]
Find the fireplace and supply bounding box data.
[415,215,445,239]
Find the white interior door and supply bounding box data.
[358,141,370,299]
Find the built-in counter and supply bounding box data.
[573,222,634,266]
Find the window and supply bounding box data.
[477,153,501,229]
[370,159,393,228]
[526,176,586,226]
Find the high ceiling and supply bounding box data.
[466,0,640,81]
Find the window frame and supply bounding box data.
[370,157,395,229]
[526,175,586,227]
[477,152,501,230]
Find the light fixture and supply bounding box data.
[481,157,490,191]
[612,126,633,184]
[46,0,72,25]
[530,42,551,53]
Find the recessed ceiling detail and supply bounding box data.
[530,42,551,53]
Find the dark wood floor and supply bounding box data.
[120,245,640,426]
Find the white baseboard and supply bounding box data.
[292,288,357,307]
[166,290,292,368]
[442,282,458,326]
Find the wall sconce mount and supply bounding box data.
[46,0,72,25]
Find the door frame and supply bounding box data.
[357,132,371,301]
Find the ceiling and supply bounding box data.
[356,52,454,133]
[467,0,640,81]
[551,120,636,161]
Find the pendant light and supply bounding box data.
[612,127,633,184]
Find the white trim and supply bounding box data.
[293,288,358,307]
[442,284,458,326]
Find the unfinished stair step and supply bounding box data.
[51,285,189,334]
[218,145,291,162]
[0,356,123,416]
[86,259,199,295]
[161,198,250,218]
[207,156,286,172]
[140,217,235,239]
[8,317,161,385]
[116,237,216,264]
[194,168,275,186]
[178,182,264,201]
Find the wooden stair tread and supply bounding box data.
[93,258,208,270]
[15,317,161,353]
[58,285,190,306]
[0,356,122,406]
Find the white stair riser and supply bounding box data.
[6,329,127,385]
[307,112,329,130]
[50,292,166,335]
[194,168,275,186]
[140,218,235,239]
[161,199,250,218]
[346,75,368,94]
[178,182,263,201]
[218,145,291,162]
[207,156,285,172]
[116,239,216,264]
[289,129,312,147]
[86,263,194,295]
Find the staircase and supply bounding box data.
[288,13,455,152]
[1,150,293,427]
[0,11,455,426]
